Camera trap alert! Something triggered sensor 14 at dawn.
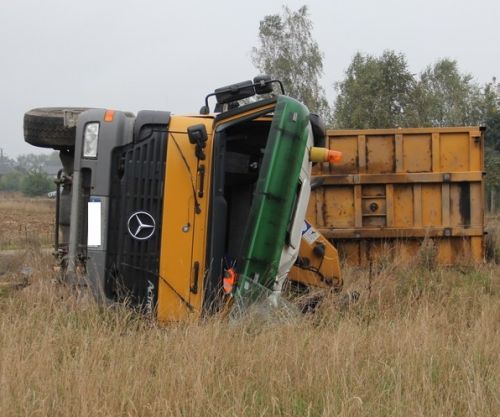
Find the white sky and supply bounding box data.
[1,0,499,156]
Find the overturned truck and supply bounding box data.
[24,77,343,321]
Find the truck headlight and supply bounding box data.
[83,122,99,158]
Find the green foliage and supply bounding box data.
[0,151,60,194]
[485,112,500,189]
[334,53,496,129]
[15,152,58,173]
[20,171,54,197]
[16,153,49,172]
[485,112,500,152]
[413,59,488,126]
[485,151,500,188]
[0,152,15,165]
[251,6,331,122]
[333,51,416,128]
[0,171,24,192]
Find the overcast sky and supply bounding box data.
[1,0,499,157]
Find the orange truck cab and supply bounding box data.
[24,76,342,320]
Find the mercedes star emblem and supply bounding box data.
[127,211,156,240]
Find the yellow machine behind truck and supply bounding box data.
[24,76,342,321]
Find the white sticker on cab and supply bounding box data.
[87,199,101,247]
[301,220,320,245]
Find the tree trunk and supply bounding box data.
[491,187,497,213]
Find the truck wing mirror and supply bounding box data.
[188,124,208,160]
[253,75,273,94]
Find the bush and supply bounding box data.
[485,224,499,263]
[20,171,54,197]
[0,171,24,192]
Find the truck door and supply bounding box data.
[157,118,212,321]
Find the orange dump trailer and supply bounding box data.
[308,127,485,265]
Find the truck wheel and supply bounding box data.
[24,107,90,149]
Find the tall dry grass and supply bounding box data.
[0,249,498,417]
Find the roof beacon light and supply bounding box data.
[309,147,342,164]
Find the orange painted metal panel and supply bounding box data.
[327,136,358,174]
[310,127,485,265]
[366,135,395,173]
[323,186,355,228]
[157,116,214,321]
[402,134,432,172]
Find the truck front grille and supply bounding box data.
[106,126,167,309]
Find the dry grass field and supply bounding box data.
[0,192,54,250]
[0,195,498,417]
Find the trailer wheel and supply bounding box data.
[24,107,90,149]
